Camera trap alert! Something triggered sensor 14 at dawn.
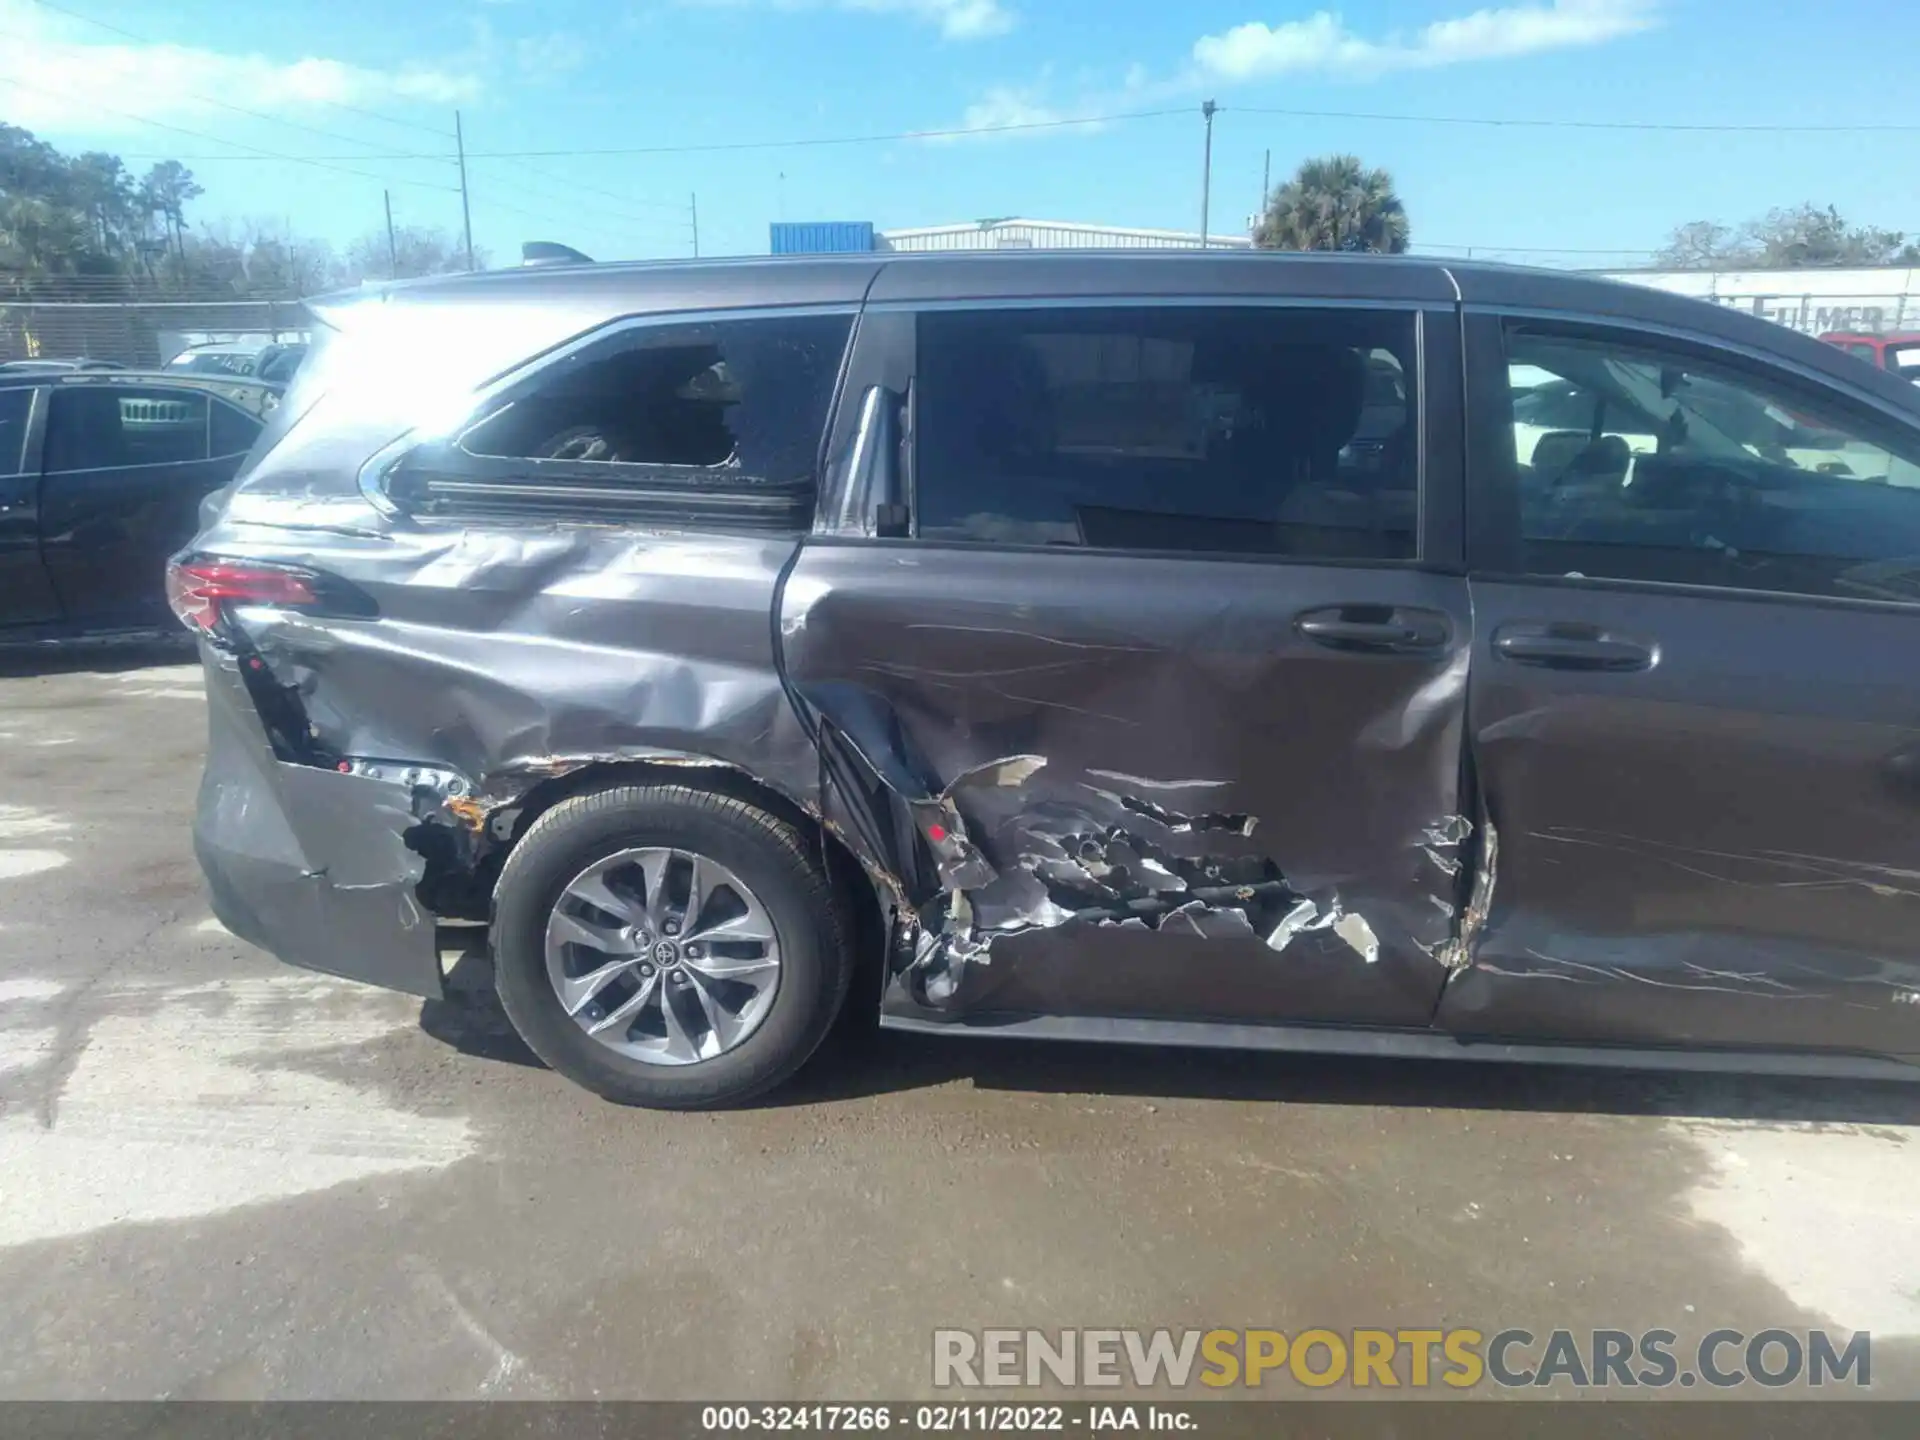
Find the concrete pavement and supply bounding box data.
[0,648,1915,1400]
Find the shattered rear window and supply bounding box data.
[456,313,852,486]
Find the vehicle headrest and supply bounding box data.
[1238,345,1368,456]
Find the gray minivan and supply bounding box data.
[173,250,1920,1107]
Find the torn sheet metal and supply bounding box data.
[1433,818,1494,975]
[779,543,1474,1029]
[902,771,1413,1015]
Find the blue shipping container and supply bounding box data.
[769,221,875,255]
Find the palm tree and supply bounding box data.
[1254,155,1409,254]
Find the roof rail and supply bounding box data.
[522,241,594,268]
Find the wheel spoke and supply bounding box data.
[639,851,677,932]
[682,951,779,983]
[558,955,637,1016]
[549,910,630,954]
[658,983,703,1062]
[682,853,711,934]
[685,971,734,1053]
[567,872,643,927]
[684,897,776,947]
[585,967,660,1036]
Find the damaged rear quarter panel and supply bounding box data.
[189,502,835,989]
[195,645,445,997]
[218,521,819,797]
[779,542,1473,1029]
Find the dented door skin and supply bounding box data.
[784,548,1473,1027]
[1441,311,1920,1059]
[781,300,1474,1030]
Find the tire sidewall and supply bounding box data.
[492,790,839,1106]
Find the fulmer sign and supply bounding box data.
[1609,265,1920,335]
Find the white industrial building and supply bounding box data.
[875,219,1253,252]
[773,218,1919,337]
[1598,266,1920,336]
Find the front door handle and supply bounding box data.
[1493,624,1657,672]
[1296,605,1451,654]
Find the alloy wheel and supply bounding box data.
[543,847,782,1066]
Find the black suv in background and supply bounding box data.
[175,251,1920,1108]
[2,370,277,640]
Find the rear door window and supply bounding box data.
[913,305,1418,559]
[45,388,211,472]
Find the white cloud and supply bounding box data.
[676,0,1015,41]
[1193,0,1659,82]
[935,0,1656,145]
[514,31,589,80]
[853,0,1015,39]
[921,85,1088,142]
[0,0,480,135]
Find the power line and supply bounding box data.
[98,143,709,224]
[460,188,692,257]
[1225,103,1920,135]
[112,106,1193,161]
[480,155,697,216]
[470,107,1194,155]
[25,0,697,224]
[87,94,1920,169]
[105,105,1198,162]
[24,0,457,140]
[467,160,695,232]
[0,72,464,194]
[0,20,458,167]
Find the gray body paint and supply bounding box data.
[179,252,1920,1072]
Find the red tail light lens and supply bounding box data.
[166,558,319,633]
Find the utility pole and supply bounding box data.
[691,192,700,258]
[384,190,398,278]
[1261,148,1271,217]
[1199,100,1218,249]
[455,110,476,271]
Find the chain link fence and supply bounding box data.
[0,278,312,368]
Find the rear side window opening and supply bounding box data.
[911,305,1420,561]
[387,312,854,527]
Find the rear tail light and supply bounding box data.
[166,558,319,634]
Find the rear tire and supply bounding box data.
[491,784,850,1108]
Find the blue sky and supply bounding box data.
[3,0,1917,268]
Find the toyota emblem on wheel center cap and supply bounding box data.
[652,939,681,967]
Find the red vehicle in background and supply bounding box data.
[1820,330,1920,383]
